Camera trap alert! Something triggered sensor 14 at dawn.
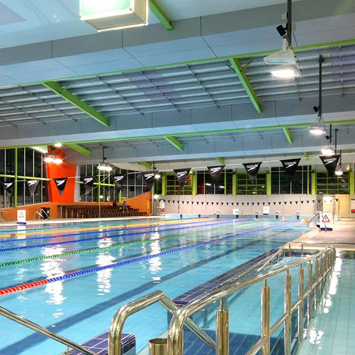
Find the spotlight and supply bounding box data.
[54,158,63,164]
[54,143,63,148]
[313,106,319,113]
[154,173,161,179]
[335,168,343,176]
[43,154,55,163]
[321,145,335,156]
[308,122,327,136]
[271,65,300,79]
[98,163,113,172]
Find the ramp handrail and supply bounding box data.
[0,306,97,355]
[168,246,335,355]
[108,290,216,355]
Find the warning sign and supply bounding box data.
[319,211,333,230]
[322,214,330,223]
[17,210,26,225]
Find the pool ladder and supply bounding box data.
[33,208,50,225]
[0,245,335,355]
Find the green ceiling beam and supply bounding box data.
[139,162,153,169]
[149,0,173,30]
[1,117,355,150]
[164,136,183,152]
[304,152,309,160]
[1,38,355,90]
[216,157,225,165]
[64,143,92,158]
[282,127,293,144]
[42,81,110,127]
[229,58,262,114]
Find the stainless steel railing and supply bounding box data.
[108,248,284,355]
[0,306,97,355]
[167,246,335,355]
[108,290,216,355]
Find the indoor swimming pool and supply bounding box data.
[0,217,311,355]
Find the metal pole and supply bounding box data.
[287,0,292,46]
[298,266,305,341]
[318,55,323,121]
[284,271,292,355]
[217,298,229,355]
[307,262,313,325]
[261,280,270,355]
[315,259,320,307]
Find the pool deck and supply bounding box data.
[292,218,355,251]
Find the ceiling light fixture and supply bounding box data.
[98,146,112,172]
[321,145,335,156]
[334,129,343,176]
[154,173,161,179]
[264,0,300,79]
[79,0,148,32]
[309,55,327,136]
[54,143,63,148]
[44,148,63,164]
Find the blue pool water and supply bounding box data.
[0,217,310,355]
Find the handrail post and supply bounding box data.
[284,271,292,355]
[307,261,313,325]
[261,280,270,355]
[315,259,320,307]
[216,298,229,355]
[298,265,305,342]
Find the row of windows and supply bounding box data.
[0,149,49,208]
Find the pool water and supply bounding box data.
[0,217,310,355]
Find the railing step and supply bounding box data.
[59,332,135,355]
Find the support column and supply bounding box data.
[232,172,238,195]
[311,171,317,195]
[307,165,310,195]
[350,169,354,195]
[14,148,18,208]
[97,169,101,203]
[162,173,167,195]
[266,171,271,196]
[224,170,227,195]
[192,173,197,196]
[119,168,122,203]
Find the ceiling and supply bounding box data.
[0,0,355,171]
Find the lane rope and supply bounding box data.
[0,222,292,296]
[0,219,246,253]
[0,221,254,268]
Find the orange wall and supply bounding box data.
[46,148,77,203]
[0,193,152,221]
[121,192,152,215]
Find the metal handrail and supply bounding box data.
[108,290,216,355]
[167,247,335,355]
[307,212,320,229]
[0,306,97,355]
[108,249,284,355]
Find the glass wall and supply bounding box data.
[0,148,49,208]
[316,171,350,194]
[78,165,147,202]
[271,166,309,194]
[196,170,232,195]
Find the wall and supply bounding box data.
[159,194,317,216]
[46,148,77,203]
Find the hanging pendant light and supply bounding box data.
[334,129,343,176]
[309,55,327,135]
[264,0,300,79]
[98,146,113,172]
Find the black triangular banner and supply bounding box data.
[207,166,225,184]
[113,174,126,192]
[174,168,191,188]
[2,181,14,198]
[83,176,95,195]
[54,178,68,196]
[26,179,39,197]
[320,155,340,175]
[142,172,156,191]
[243,162,262,184]
[280,158,301,181]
